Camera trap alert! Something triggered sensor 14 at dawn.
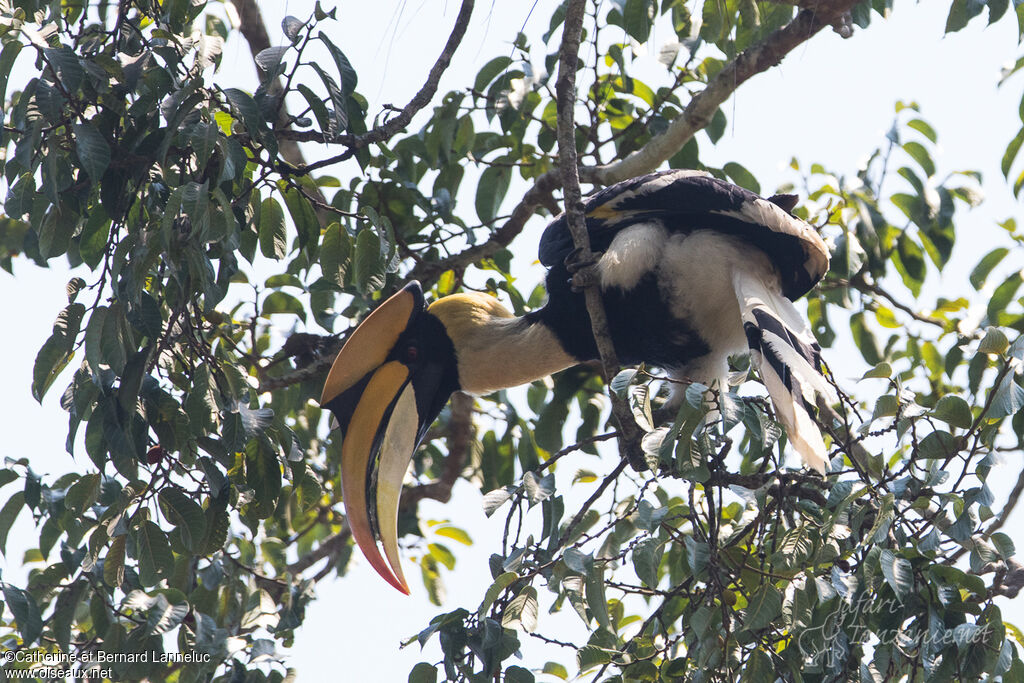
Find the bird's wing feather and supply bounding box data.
[733,269,836,473]
[538,170,828,300]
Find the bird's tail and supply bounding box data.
[733,270,835,473]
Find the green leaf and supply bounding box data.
[309,62,347,133]
[970,247,1009,290]
[202,498,229,554]
[504,666,535,683]
[945,0,986,32]
[0,41,23,149]
[990,371,1024,419]
[262,291,307,322]
[903,141,935,177]
[907,118,938,143]
[1003,128,1024,178]
[318,33,358,94]
[628,384,655,432]
[408,663,438,683]
[743,584,783,632]
[475,164,512,224]
[255,45,289,75]
[992,532,1016,559]
[32,303,85,402]
[104,535,126,587]
[433,526,472,546]
[428,542,455,570]
[296,83,331,134]
[931,395,972,429]
[65,473,100,514]
[632,538,662,587]
[281,184,320,251]
[259,197,288,259]
[474,56,513,92]
[43,46,85,92]
[482,488,513,517]
[144,593,189,636]
[353,228,385,293]
[623,0,653,43]
[73,122,111,182]
[79,206,111,268]
[585,563,609,630]
[2,582,43,645]
[610,369,636,399]
[988,272,1022,321]
[159,488,208,553]
[861,361,892,380]
[917,430,959,459]
[501,585,539,632]
[0,492,25,558]
[723,161,760,194]
[478,571,518,618]
[223,87,275,156]
[320,223,351,286]
[246,439,282,519]
[50,580,86,651]
[136,520,174,585]
[879,549,914,597]
[849,312,882,365]
[979,327,1010,355]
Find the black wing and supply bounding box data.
[538,170,828,301]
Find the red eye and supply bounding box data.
[404,345,418,363]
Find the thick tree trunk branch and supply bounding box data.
[582,0,861,185]
[555,0,645,470]
[406,0,861,289]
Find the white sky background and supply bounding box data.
[1,0,1023,680]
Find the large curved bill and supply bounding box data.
[374,381,420,592]
[340,361,412,594]
[320,282,422,407]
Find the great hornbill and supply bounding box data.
[319,169,833,593]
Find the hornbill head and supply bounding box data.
[319,281,459,594]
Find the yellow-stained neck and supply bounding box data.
[427,293,577,395]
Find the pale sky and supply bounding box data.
[1,1,1022,680]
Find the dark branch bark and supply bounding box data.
[356,0,474,148]
[555,0,644,470]
[287,525,352,576]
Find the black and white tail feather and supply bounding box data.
[733,270,836,473]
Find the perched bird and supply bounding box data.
[320,169,833,593]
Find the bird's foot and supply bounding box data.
[564,247,602,293]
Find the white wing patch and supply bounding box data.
[598,222,668,291]
[733,269,835,473]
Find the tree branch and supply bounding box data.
[555,0,644,470]
[406,0,862,289]
[288,525,352,576]
[582,0,862,185]
[354,0,474,149]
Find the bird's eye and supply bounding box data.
[403,345,419,363]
